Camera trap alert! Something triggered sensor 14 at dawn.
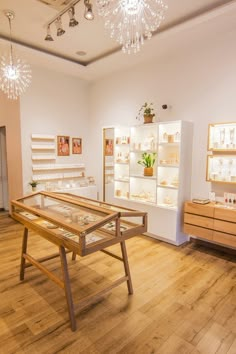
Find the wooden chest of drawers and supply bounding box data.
[184,202,236,249]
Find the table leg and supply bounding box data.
[72,252,76,261]
[120,241,133,295]
[20,227,28,281]
[59,246,76,331]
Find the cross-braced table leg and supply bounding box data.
[59,246,76,331]
[120,240,133,294]
[20,227,28,281]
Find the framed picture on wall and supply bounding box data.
[57,135,70,156]
[105,139,114,156]
[72,138,82,154]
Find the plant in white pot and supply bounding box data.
[138,152,157,176]
[137,102,156,124]
[29,180,39,192]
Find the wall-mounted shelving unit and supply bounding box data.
[31,134,56,161]
[206,122,236,184]
[31,134,85,182]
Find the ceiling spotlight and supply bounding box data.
[45,25,54,41]
[55,17,65,36]
[84,0,94,21]
[68,6,79,27]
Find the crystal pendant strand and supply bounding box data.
[0,11,32,100]
[96,0,167,54]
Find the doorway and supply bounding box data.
[0,126,9,211]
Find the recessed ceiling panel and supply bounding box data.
[0,0,235,67]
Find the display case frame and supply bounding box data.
[206,155,236,184]
[11,192,147,331]
[207,122,236,152]
[207,122,236,185]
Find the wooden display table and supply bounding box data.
[11,192,147,331]
[184,201,236,249]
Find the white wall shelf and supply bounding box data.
[31,144,55,150]
[130,175,156,180]
[31,134,87,187]
[157,184,178,190]
[31,134,56,161]
[114,178,129,183]
[32,155,56,160]
[32,164,85,171]
[33,173,85,181]
[31,134,55,140]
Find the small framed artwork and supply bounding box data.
[72,138,82,154]
[105,139,114,156]
[57,135,70,156]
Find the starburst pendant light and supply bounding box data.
[96,0,168,54]
[0,10,32,100]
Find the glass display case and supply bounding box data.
[11,191,147,256]
[11,192,147,331]
[207,122,236,184]
[208,122,236,151]
[206,155,236,184]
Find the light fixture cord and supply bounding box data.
[8,15,14,66]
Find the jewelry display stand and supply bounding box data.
[11,192,147,331]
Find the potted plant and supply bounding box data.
[137,102,155,124]
[29,180,39,192]
[138,152,157,176]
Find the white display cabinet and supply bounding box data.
[109,121,193,245]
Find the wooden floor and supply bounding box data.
[0,213,236,354]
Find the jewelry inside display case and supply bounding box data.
[207,122,236,184]
[208,122,236,151]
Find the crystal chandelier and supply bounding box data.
[0,11,32,100]
[96,0,168,54]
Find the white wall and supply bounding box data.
[20,65,90,193]
[88,25,236,201]
[0,92,23,206]
[0,127,8,209]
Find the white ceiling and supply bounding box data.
[0,0,236,81]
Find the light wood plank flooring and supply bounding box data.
[0,213,236,354]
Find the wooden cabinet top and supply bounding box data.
[184,201,215,217]
[185,201,236,222]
